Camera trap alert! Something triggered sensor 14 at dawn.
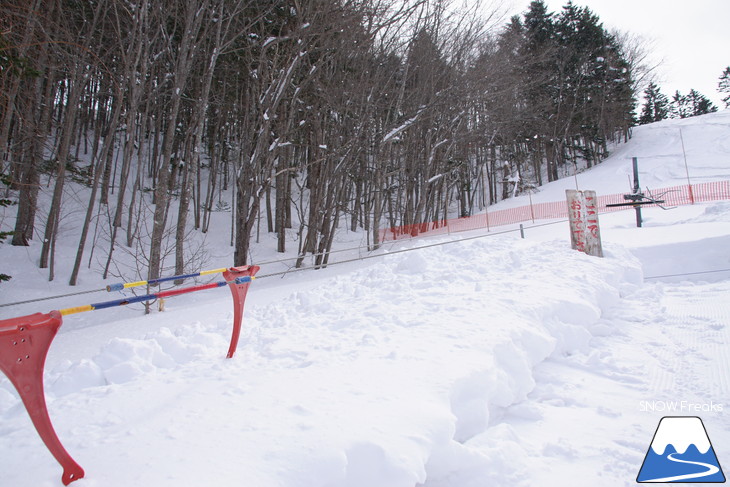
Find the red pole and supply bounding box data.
[0,311,85,485]
[223,265,260,358]
[0,267,261,484]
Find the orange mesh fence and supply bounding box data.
[379,180,730,243]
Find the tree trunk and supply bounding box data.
[275,158,288,253]
[11,61,53,246]
[69,84,124,285]
[148,1,208,281]
[39,70,86,275]
[174,153,193,281]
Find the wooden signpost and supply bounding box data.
[566,189,603,257]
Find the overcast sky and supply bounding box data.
[504,0,730,107]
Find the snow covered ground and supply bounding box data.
[1,111,729,486]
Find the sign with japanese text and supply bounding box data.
[566,189,603,257]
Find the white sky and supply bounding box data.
[504,0,730,107]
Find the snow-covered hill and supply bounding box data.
[1,111,729,486]
[489,109,730,208]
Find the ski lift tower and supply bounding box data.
[605,157,666,228]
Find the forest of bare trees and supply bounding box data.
[0,0,642,285]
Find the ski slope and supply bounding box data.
[1,111,729,486]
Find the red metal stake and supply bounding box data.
[0,311,85,485]
[223,265,260,358]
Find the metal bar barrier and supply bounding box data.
[0,265,258,485]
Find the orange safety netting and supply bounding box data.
[379,180,730,243]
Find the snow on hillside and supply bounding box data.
[1,111,730,486]
[495,109,730,208]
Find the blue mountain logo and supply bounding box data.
[637,416,725,483]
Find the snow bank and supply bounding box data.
[606,201,730,282]
[0,235,642,486]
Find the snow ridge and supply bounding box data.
[0,236,642,486]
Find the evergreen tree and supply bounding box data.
[521,0,557,122]
[524,0,554,49]
[669,90,691,119]
[639,82,669,124]
[686,89,718,116]
[719,66,730,108]
[669,89,717,118]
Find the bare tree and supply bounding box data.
[147,0,210,281]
